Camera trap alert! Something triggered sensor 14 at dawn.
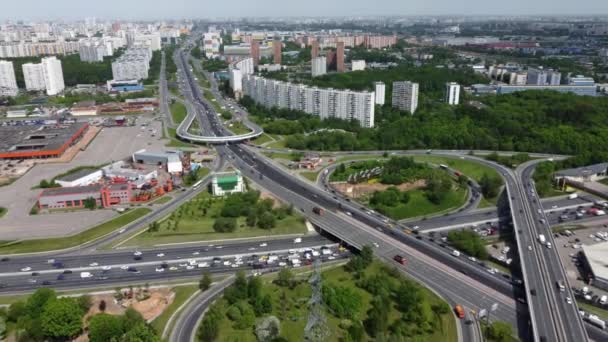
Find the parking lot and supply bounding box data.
[0,117,168,240]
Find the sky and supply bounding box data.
[1,0,608,20]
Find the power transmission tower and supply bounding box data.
[304,260,330,342]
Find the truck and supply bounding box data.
[454,305,465,319]
[538,234,546,245]
[568,193,579,200]
[80,272,93,279]
[312,207,324,215]
[586,315,607,330]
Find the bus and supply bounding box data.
[192,179,204,190]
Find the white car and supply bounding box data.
[223,261,232,266]
[155,267,165,273]
[259,243,268,247]
[566,297,572,304]
[231,263,239,268]
[101,266,112,271]
[120,265,129,270]
[20,267,32,272]
[89,262,99,267]
[133,251,143,257]
[528,245,533,251]
[118,228,126,234]
[328,256,336,260]
[178,263,188,267]
[192,251,200,255]
[186,265,195,270]
[156,253,165,257]
[372,242,380,248]
[248,247,256,251]
[169,266,179,271]
[468,256,477,262]
[215,246,223,249]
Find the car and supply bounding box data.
[118,228,126,234]
[192,251,200,255]
[528,245,533,251]
[1,257,10,262]
[20,267,32,272]
[56,274,65,280]
[133,251,143,257]
[186,265,195,270]
[169,266,179,271]
[96,276,109,280]
[27,279,37,284]
[372,242,380,248]
[259,243,268,247]
[63,269,73,274]
[133,255,142,261]
[127,267,139,273]
[120,265,129,270]
[155,267,165,273]
[101,266,112,271]
[156,253,165,257]
[89,262,99,267]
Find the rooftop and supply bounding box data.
[555,163,608,178]
[41,184,103,197]
[583,242,608,281]
[56,168,100,182]
[0,122,88,157]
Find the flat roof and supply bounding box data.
[583,242,608,281]
[556,163,608,178]
[0,122,88,158]
[57,168,100,182]
[41,184,103,197]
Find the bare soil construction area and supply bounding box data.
[331,179,426,199]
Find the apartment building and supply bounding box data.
[242,75,375,128]
[41,57,65,96]
[312,56,327,77]
[392,81,419,114]
[23,63,46,91]
[374,82,386,105]
[0,60,18,96]
[445,82,461,105]
[111,48,152,81]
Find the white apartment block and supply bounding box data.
[374,82,385,105]
[242,75,375,128]
[229,57,255,98]
[391,81,419,114]
[79,43,105,62]
[0,41,80,58]
[0,60,18,96]
[312,56,327,77]
[445,82,460,105]
[41,57,65,96]
[111,48,152,81]
[351,60,366,71]
[23,63,46,91]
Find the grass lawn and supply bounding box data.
[153,196,173,205]
[252,133,274,145]
[228,121,252,135]
[266,139,288,149]
[477,197,496,209]
[577,301,608,321]
[412,155,502,205]
[336,154,386,163]
[0,208,151,254]
[209,261,456,342]
[0,207,6,218]
[151,284,199,334]
[123,192,307,247]
[372,187,468,221]
[540,188,567,198]
[300,171,321,182]
[170,101,187,124]
[262,152,299,161]
[166,128,201,148]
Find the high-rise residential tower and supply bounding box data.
[273,38,282,65]
[391,81,419,114]
[445,82,460,105]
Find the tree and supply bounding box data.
[40,298,83,339]
[255,316,281,342]
[322,285,362,319]
[123,307,144,331]
[25,288,56,319]
[487,321,513,342]
[213,217,237,233]
[77,295,93,313]
[199,272,213,291]
[98,300,107,312]
[275,268,293,287]
[257,211,276,229]
[198,305,222,342]
[246,211,257,227]
[120,322,160,342]
[83,197,97,210]
[480,173,503,199]
[88,314,124,342]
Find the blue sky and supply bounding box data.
[1,0,608,20]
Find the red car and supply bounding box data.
[393,255,407,265]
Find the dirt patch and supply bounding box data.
[259,190,284,208]
[331,179,426,199]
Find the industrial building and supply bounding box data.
[0,122,88,160]
[497,85,597,97]
[37,183,132,210]
[55,168,103,187]
[581,242,608,291]
[132,150,184,174]
[106,79,144,93]
[212,171,246,196]
[554,163,608,183]
[102,160,158,189]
